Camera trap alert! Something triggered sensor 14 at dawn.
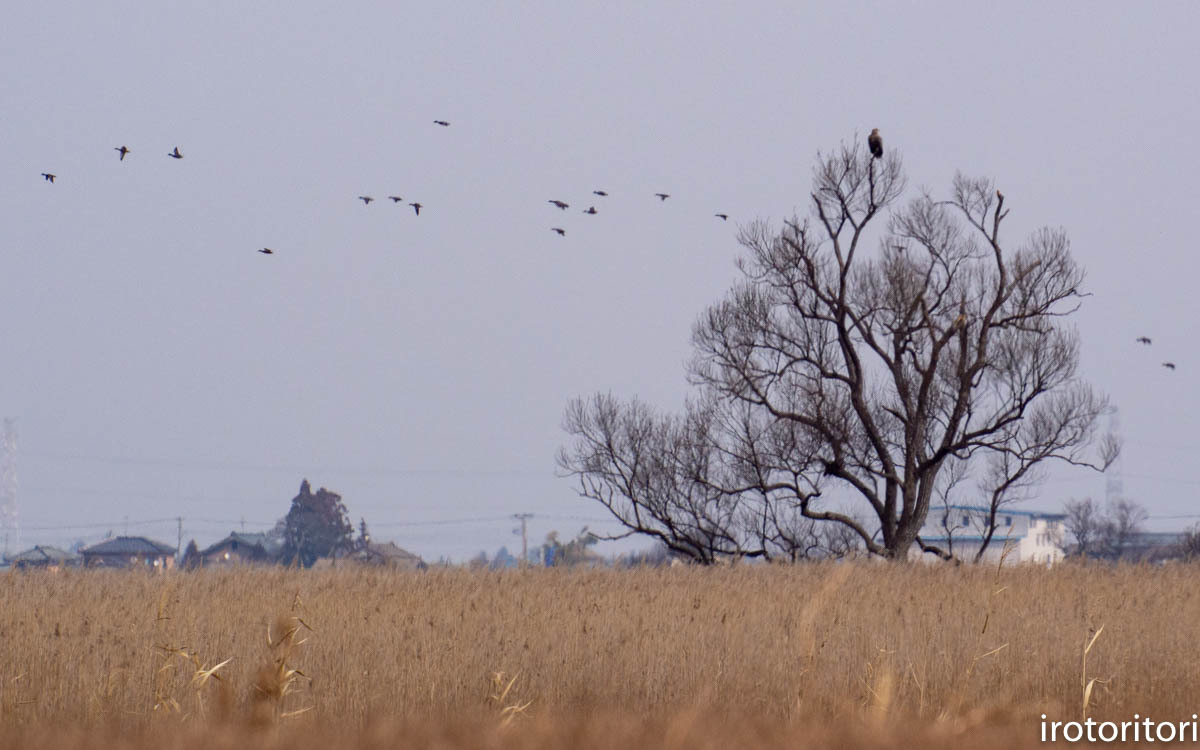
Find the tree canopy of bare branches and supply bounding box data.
[559,137,1118,563]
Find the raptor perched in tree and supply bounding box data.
[868,128,883,159]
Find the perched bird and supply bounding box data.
[655,193,670,201]
[868,129,883,159]
[551,227,566,236]
[358,196,374,205]
[714,213,728,221]
[41,173,56,183]
[388,196,404,203]
[433,120,450,127]
[548,200,569,210]
[258,247,274,255]
[996,189,1004,201]
[168,146,183,159]
[1163,362,1177,371]
[954,313,968,329]
[410,202,422,215]
[583,206,598,215]
[593,190,608,197]
[1136,337,1152,345]
[115,146,130,161]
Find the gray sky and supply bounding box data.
[3,2,1198,560]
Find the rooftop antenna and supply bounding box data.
[0,419,18,556]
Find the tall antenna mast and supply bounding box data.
[1105,408,1124,506]
[0,418,18,556]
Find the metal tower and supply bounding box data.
[0,419,17,556]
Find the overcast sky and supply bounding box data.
[2,2,1198,560]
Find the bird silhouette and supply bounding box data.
[410,202,422,215]
[715,213,728,221]
[548,200,569,210]
[358,196,374,205]
[388,196,404,203]
[115,146,130,161]
[655,193,670,201]
[1163,362,1177,371]
[40,173,56,183]
[593,190,608,197]
[868,129,883,159]
[168,147,183,159]
[1136,337,1152,345]
[551,227,565,236]
[258,248,274,255]
[433,120,450,127]
[583,206,598,215]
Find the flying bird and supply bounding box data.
[168,147,183,159]
[868,129,883,159]
[115,146,130,161]
[551,227,565,236]
[358,196,374,205]
[258,247,274,255]
[1136,337,1152,345]
[593,190,608,197]
[583,206,598,215]
[40,173,56,183]
[388,196,404,203]
[655,193,670,201]
[1163,362,1177,371]
[409,202,422,215]
[548,200,569,210]
[714,213,728,221]
[433,120,450,126]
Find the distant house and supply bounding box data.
[199,532,282,567]
[353,541,426,570]
[911,505,1067,565]
[5,545,79,571]
[80,536,177,570]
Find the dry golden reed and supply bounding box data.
[0,562,1196,747]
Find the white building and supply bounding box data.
[910,504,1067,565]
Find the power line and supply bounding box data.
[22,450,552,478]
[21,517,180,532]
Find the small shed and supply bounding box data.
[81,536,177,570]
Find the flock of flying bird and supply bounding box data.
[36,118,737,250]
[1135,337,1178,371]
[33,125,1184,375]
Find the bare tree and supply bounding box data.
[1104,498,1148,558]
[1173,525,1200,562]
[1063,498,1104,557]
[1062,497,1148,560]
[560,137,1118,563]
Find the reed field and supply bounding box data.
[0,562,1194,748]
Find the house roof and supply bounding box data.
[81,536,176,556]
[5,545,78,564]
[200,531,283,557]
[939,504,1067,521]
[355,537,427,561]
[361,541,422,561]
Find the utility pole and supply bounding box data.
[177,516,183,563]
[513,513,533,566]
